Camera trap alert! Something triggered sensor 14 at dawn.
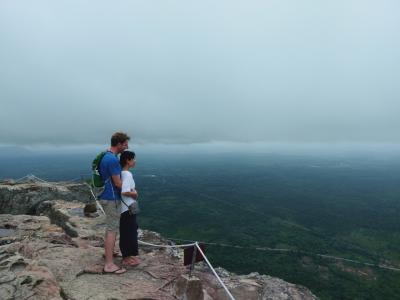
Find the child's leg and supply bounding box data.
[131,214,139,256]
[123,213,138,257]
[119,211,131,258]
[121,213,140,266]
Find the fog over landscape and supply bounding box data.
[2,2,400,299]
[1,0,400,148]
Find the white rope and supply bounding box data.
[167,237,400,273]
[27,174,48,183]
[13,174,83,185]
[87,185,106,215]
[55,177,83,184]
[14,174,31,182]
[14,174,47,183]
[195,242,235,300]
[138,240,196,248]
[315,254,400,272]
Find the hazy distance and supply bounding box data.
[1,1,399,147]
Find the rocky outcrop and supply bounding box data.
[0,179,92,215]
[0,180,318,300]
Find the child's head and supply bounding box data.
[120,150,136,168]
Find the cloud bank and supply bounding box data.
[1,0,399,146]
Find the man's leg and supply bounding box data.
[104,230,126,273]
[104,230,117,267]
[101,200,126,273]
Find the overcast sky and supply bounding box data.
[1,0,399,147]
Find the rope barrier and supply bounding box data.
[14,174,31,182]
[314,254,400,272]
[195,242,235,300]
[11,173,105,216]
[138,240,196,248]
[56,177,83,183]
[13,174,84,184]
[88,186,106,216]
[166,237,400,272]
[14,174,48,183]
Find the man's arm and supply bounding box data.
[111,174,122,189]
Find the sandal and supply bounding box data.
[122,258,140,267]
[103,267,127,274]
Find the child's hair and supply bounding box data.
[120,150,136,167]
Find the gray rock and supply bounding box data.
[175,275,204,300]
[0,181,92,215]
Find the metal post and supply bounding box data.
[188,245,197,278]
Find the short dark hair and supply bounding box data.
[111,132,130,147]
[120,150,136,167]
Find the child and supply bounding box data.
[119,150,140,266]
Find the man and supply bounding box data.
[99,132,130,274]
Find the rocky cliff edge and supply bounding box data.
[0,180,318,300]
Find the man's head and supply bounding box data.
[110,132,130,154]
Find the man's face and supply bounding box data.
[117,141,129,153]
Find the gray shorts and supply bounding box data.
[99,200,121,232]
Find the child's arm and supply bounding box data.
[121,189,138,200]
